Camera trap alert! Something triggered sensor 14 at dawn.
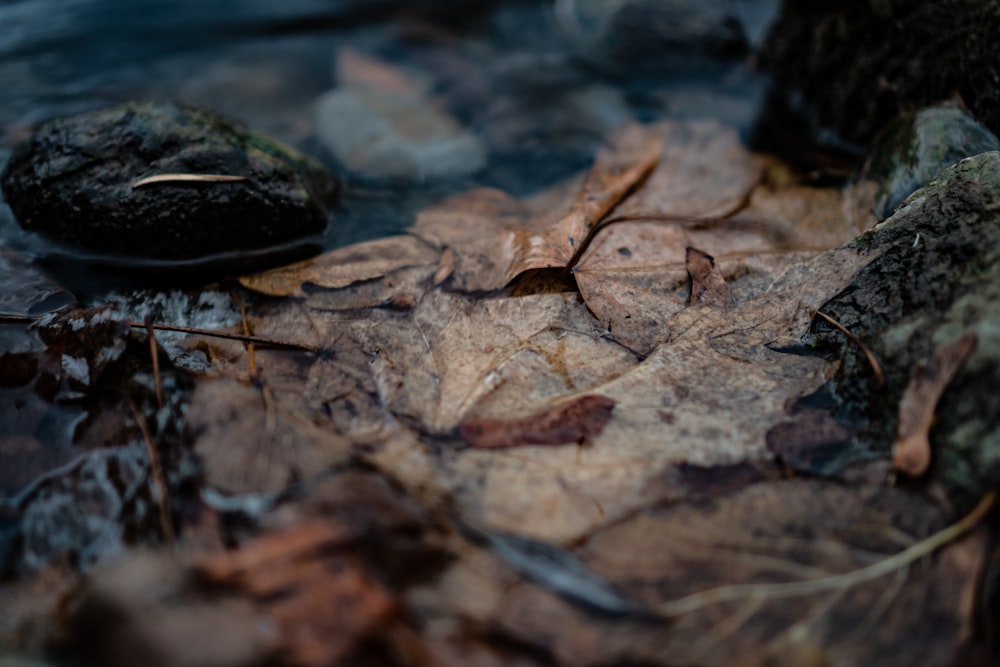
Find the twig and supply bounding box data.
[128,321,318,352]
[129,401,176,559]
[144,315,164,409]
[655,490,996,618]
[229,288,258,380]
[814,310,885,386]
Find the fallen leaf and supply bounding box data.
[613,120,761,220]
[459,394,615,449]
[411,122,662,291]
[893,333,978,477]
[239,235,440,297]
[187,374,352,494]
[685,246,730,307]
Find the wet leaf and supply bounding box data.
[0,245,74,317]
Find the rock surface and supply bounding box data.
[1,101,337,270]
[820,152,1000,505]
[863,105,1000,220]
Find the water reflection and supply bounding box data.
[0,0,779,261]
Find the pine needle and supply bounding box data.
[132,173,250,189]
[814,309,885,386]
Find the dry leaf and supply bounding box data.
[685,246,730,307]
[893,333,978,477]
[239,235,440,297]
[187,375,352,494]
[613,120,761,220]
[459,394,615,449]
[411,122,662,291]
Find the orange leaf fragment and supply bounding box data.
[893,333,978,477]
[196,521,397,667]
[459,394,615,449]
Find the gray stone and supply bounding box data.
[1,101,337,272]
[315,87,486,181]
[863,105,1000,220]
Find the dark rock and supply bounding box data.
[863,105,1000,220]
[819,151,1000,508]
[1,101,337,273]
[760,0,1000,147]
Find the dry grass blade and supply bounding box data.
[131,173,250,189]
[128,401,176,559]
[814,310,885,386]
[655,490,995,618]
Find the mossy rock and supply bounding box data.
[863,105,999,220]
[1,101,338,273]
[821,151,1000,507]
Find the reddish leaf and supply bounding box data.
[459,394,615,449]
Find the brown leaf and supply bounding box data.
[187,374,352,494]
[613,119,761,220]
[893,333,978,477]
[501,122,663,282]
[238,235,440,297]
[459,394,616,449]
[685,246,730,307]
[410,123,662,291]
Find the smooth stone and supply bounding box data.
[864,105,1000,220]
[0,101,337,272]
[315,87,487,182]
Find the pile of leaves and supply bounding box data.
[2,119,997,667]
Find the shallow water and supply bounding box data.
[0,0,780,289]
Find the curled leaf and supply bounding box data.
[459,394,615,449]
[685,246,730,307]
[893,333,978,477]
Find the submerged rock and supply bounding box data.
[820,151,1000,507]
[1,101,337,272]
[863,105,1000,220]
[556,0,748,73]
